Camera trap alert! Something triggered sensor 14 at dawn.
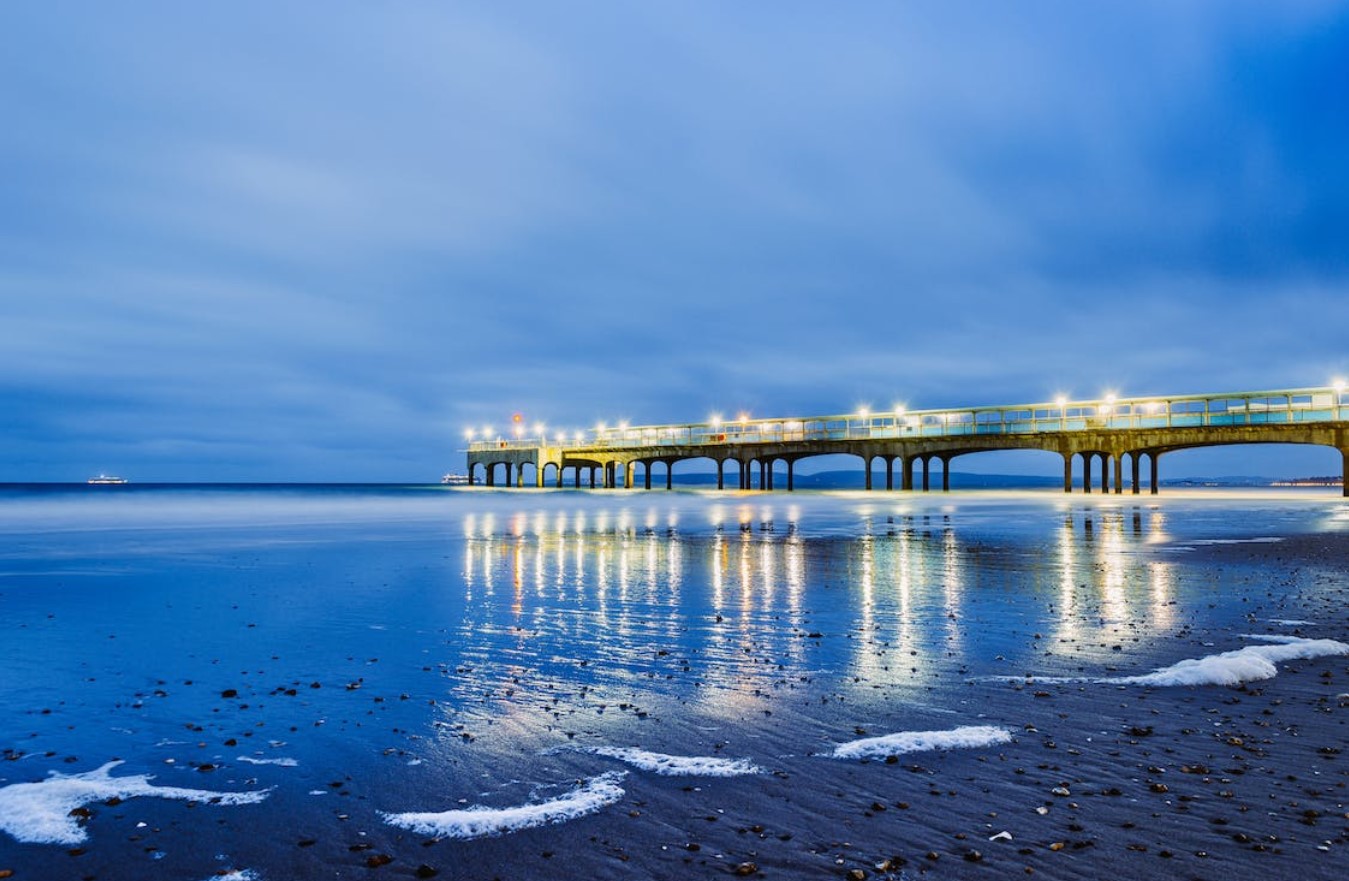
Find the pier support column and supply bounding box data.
[515,464,524,488]
[864,455,873,491]
[941,455,951,492]
[1342,449,1348,497]
[1150,453,1159,495]
[759,460,767,490]
[921,457,930,492]
[766,461,774,491]
[1131,454,1140,495]
[468,464,476,487]
[1113,454,1123,495]
[537,465,545,488]
[644,463,652,490]
[885,457,894,491]
[902,457,914,491]
[1082,454,1091,493]
[740,460,749,491]
[787,459,795,492]
[625,462,635,490]
[1098,454,1109,494]
[1063,454,1073,493]
[716,459,725,490]
[486,464,495,487]
[666,461,674,491]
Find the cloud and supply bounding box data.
[1,1,1346,479]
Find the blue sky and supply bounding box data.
[2,2,1346,481]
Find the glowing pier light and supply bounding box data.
[709,414,723,429]
[1144,401,1164,414]
[464,428,477,441]
[1334,378,1347,394]
[893,404,906,416]
[482,425,493,438]
[512,424,524,438]
[533,422,546,436]
[1054,395,1067,409]
[737,412,750,424]
[573,431,584,443]
[618,421,629,431]
[596,421,607,432]
[857,406,871,419]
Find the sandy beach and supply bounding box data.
[0,487,1345,879]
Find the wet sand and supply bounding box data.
[0,489,1345,879]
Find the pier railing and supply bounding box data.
[467,386,1346,452]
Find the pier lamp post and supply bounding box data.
[1054,396,1067,431]
[1334,379,1346,413]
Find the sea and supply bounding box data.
[0,484,1346,880]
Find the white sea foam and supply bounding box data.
[1103,635,1349,687]
[381,771,627,839]
[237,756,298,767]
[584,746,762,777]
[0,760,271,845]
[831,725,1013,760]
[207,872,259,881]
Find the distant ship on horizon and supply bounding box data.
[440,473,469,485]
[87,474,129,485]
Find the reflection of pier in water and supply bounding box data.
[452,502,1179,709]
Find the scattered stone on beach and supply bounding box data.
[733,861,758,875]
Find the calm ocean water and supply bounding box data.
[0,485,1345,880]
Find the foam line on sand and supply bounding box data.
[381,771,627,839]
[0,760,271,845]
[831,725,1013,760]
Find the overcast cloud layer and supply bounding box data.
[2,2,1346,481]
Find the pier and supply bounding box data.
[465,385,1349,495]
